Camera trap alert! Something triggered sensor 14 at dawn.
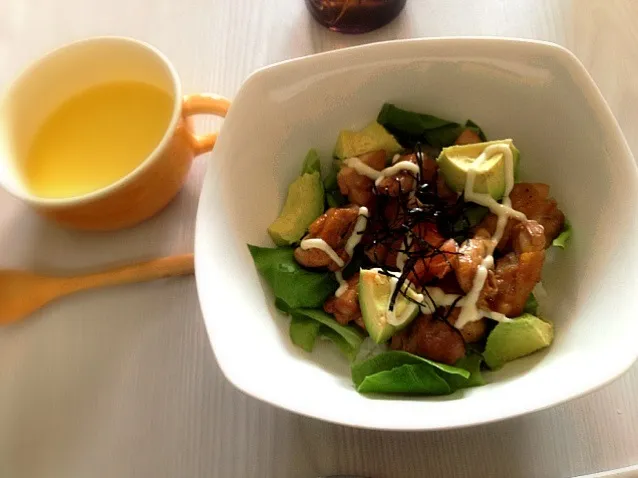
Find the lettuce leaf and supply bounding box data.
[326,190,347,208]
[351,350,470,394]
[357,363,451,395]
[447,354,485,389]
[275,297,290,313]
[351,351,484,395]
[320,329,360,362]
[323,162,339,190]
[323,161,347,208]
[248,245,337,309]
[465,119,488,142]
[377,103,485,148]
[289,309,364,361]
[552,219,572,249]
[340,249,364,280]
[291,309,364,351]
[523,293,539,315]
[451,205,489,242]
[289,315,321,352]
[248,245,363,360]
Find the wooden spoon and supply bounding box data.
[0,254,194,324]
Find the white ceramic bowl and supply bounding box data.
[195,37,638,430]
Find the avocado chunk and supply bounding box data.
[267,150,325,246]
[334,121,402,160]
[483,313,554,369]
[358,269,420,344]
[437,139,520,200]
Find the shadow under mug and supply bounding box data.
[0,36,230,231]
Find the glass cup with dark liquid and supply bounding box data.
[305,0,407,34]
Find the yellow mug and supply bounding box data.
[0,37,230,231]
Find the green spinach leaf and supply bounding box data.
[357,363,451,395]
[275,297,290,314]
[351,350,469,388]
[288,309,363,360]
[552,219,572,249]
[324,161,347,208]
[523,293,539,315]
[447,354,485,389]
[352,351,480,395]
[424,125,467,148]
[320,329,359,362]
[248,245,338,309]
[452,205,489,242]
[377,103,454,134]
[326,190,347,208]
[341,250,364,280]
[291,308,364,351]
[377,103,486,148]
[249,245,362,359]
[323,163,339,190]
[289,315,321,352]
[464,119,487,142]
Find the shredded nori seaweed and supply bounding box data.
[363,143,475,322]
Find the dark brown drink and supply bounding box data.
[305,0,407,34]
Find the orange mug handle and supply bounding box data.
[182,94,231,156]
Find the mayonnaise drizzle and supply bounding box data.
[344,157,421,187]
[335,271,348,297]
[300,206,369,298]
[334,207,369,297]
[372,268,456,325]
[374,161,421,187]
[338,154,420,278]
[301,146,528,323]
[369,268,510,326]
[344,157,383,180]
[482,310,512,323]
[299,238,344,268]
[455,143,527,329]
[395,233,411,272]
[396,251,408,271]
[345,207,369,258]
[386,276,419,326]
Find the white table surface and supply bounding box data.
[1,0,637,477]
